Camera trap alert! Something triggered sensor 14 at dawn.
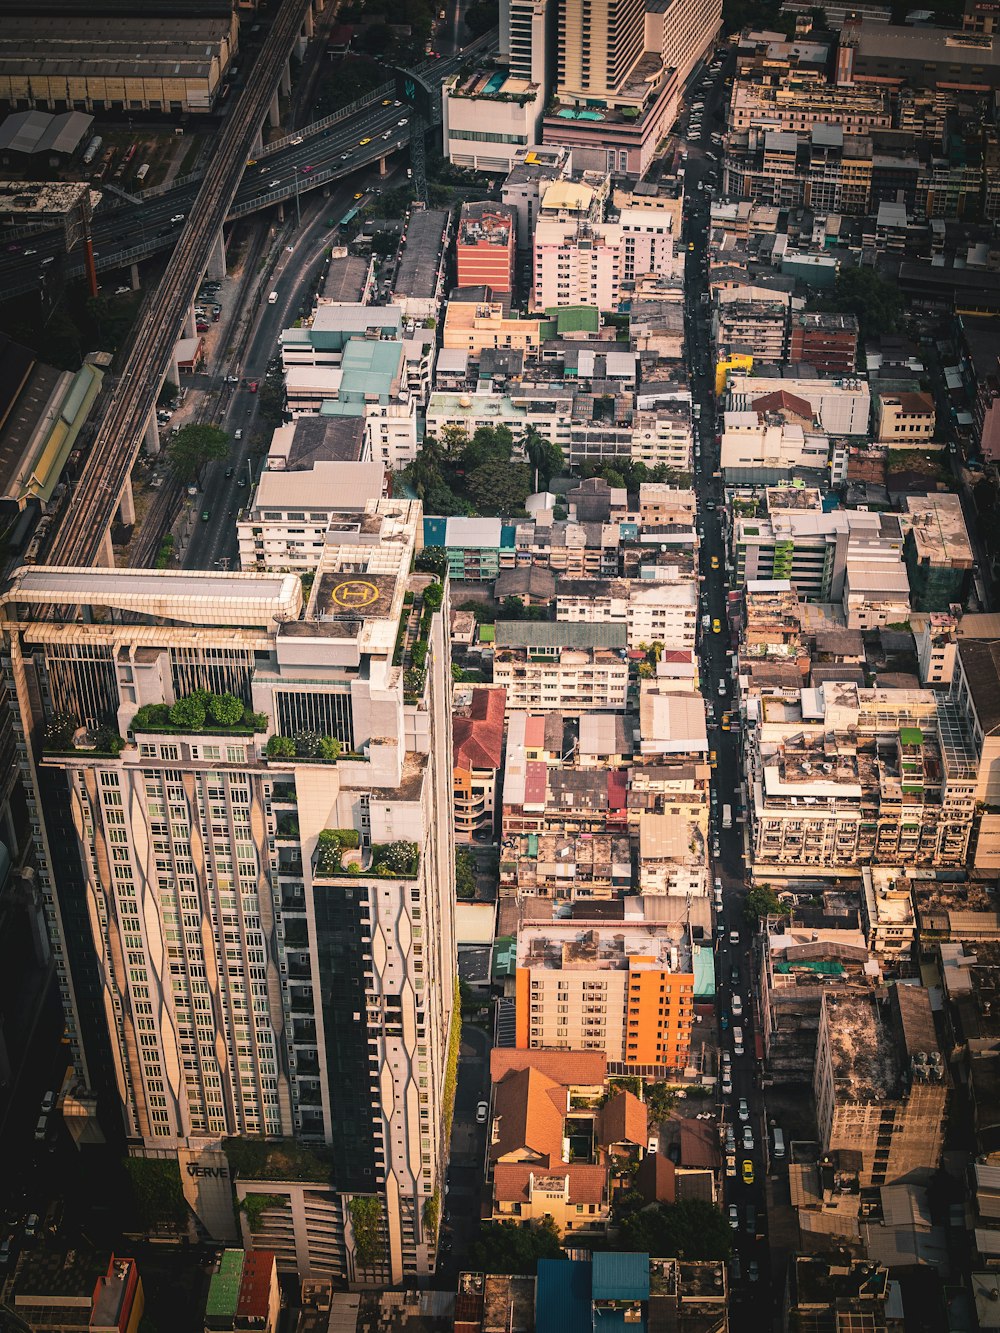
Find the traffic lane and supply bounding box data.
[439,1024,490,1274]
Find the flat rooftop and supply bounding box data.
[2,567,302,628]
[394,208,450,300]
[518,919,692,973]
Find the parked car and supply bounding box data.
[476,1101,488,1124]
[738,1097,749,1122]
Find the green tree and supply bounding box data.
[207,692,246,728]
[350,1196,384,1266]
[469,1219,564,1273]
[520,426,563,491]
[416,546,449,575]
[125,1158,189,1230]
[467,460,532,515]
[169,694,207,729]
[808,265,901,346]
[462,425,514,473]
[166,423,230,484]
[619,1199,732,1261]
[744,884,791,923]
[456,848,477,899]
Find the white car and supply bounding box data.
[170,214,185,224]
[732,993,743,1017]
[476,1101,488,1124]
[738,1097,749,1122]
[398,118,409,126]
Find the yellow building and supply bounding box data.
[715,352,754,398]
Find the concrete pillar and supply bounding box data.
[280,59,292,98]
[96,527,115,569]
[145,410,161,456]
[379,156,388,177]
[118,476,135,527]
[184,304,197,338]
[268,88,281,128]
[303,6,314,37]
[314,0,324,12]
[129,262,140,291]
[206,227,227,280]
[252,125,264,156]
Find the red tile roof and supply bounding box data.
[490,1066,566,1166]
[490,1048,608,1085]
[750,388,814,421]
[454,688,506,771]
[680,1118,721,1170]
[492,1163,607,1207]
[598,1090,648,1148]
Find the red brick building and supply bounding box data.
[456,202,516,294]
[788,310,859,375]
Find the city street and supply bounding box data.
[679,44,776,1319]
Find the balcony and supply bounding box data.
[276,813,300,841]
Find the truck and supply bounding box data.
[722,804,732,830]
[268,290,278,304]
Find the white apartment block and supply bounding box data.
[2,504,455,1287]
[745,681,977,876]
[720,412,831,480]
[237,461,385,573]
[727,374,871,437]
[555,578,698,651]
[533,218,622,312]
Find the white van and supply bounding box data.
[733,1026,744,1056]
[268,291,278,305]
[773,1126,785,1160]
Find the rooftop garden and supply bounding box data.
[313,833,420,879]
[224,1137,333,1184]
[266,732,342,762]
[132,690,267,735]
[396,579,444,703]
[43,713,126,757]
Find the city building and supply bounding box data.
[443,70,545,174]
[902,493,974,612]
[733,496,906,602]
[916,612,959,688]
[422,516,515,582]
[2,503,456,1285]
[555,578,698,652]
[456,203,517,294]
[838,19,1000,93]
[237,459,384,574]
[498,830,632,900]
[784,1254,892,1332]
[876,392,936,444]
[0,12,238,114]
[720,412,831,484]
[11,1250,144,1333]
[814,985,948,1188]
[205,1250,280,1333]
[715,301,788,364]
[501,145,574,245]
[951,636,1000,806]
[515,914,695,1072]
[390,208,451,322]
[726,373,871,435]
[788,311,859,375]
[492,622,630,711]
[556,0,646,104]
[746,682,977,874]
[484,1048,645,1235]
[442,300,545,359]
[453,688,506,843]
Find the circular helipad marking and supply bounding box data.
[329,579,380,609]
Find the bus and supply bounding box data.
[722,804,732,830]
[135,163,150,184]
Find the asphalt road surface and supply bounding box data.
[678,44,780,1321]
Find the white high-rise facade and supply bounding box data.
[1,499,456,1285]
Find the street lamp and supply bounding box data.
[293,165,301,228]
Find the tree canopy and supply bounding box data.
[469,1219,564,1273]
[808,265,901,345]
[166,424,230,483]
[521,426,564,491]
[467,460,532,516]
[618,1200,733,1261]
[744,884,791,923]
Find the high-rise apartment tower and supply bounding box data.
[1,499,456,1284]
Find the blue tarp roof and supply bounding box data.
[592,1252,650,1302]
[536,1261,591,1333]
[500,524,517,549]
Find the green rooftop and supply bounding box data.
[546,305,600,335]
[899,727,924,747]
[206,1249,245,1319]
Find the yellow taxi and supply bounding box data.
[712,618,721,634]
[742,1160,754,1185]
[246,158,257,167]
[688,242,695,251]
[354,192,363,200]
[710,555,720,570]
[382,98,393,105]
[721,713,731,730]
[709,749,718,768]
[360,137,372,146]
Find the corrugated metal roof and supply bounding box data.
[496,621,627,649]
[536,1260,592,1333]
[206,1249,245,1319]
[591,1252,649,1302]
